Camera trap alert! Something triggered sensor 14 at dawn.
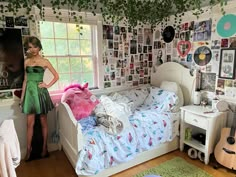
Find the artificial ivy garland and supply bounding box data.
[0,0,227,28]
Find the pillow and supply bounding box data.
[108,92,134,111]
[144,87,179,112]
[160,81,184,107]
[119,87,149,110]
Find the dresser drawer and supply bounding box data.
[184,111,208,129]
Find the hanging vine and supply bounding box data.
[0,0,227,27]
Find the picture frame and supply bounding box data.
[200,73,216,92]
[219,48,236,79]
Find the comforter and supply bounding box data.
[76,108,179,176]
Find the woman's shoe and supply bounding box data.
[24,149,32,162]
[41,149,49,158]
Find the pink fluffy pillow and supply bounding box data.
[62,83,99,121]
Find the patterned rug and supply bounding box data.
[134,157,212,177]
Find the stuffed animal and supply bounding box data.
[61,83,99,121]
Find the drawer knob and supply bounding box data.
[193,119,198,122]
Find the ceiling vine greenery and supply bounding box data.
[0,0,228,28]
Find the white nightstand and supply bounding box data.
[180,105,227,164]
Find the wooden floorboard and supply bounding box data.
[16,150,236,177]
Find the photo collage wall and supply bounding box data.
[102,25,153,88]
[152,12,236,100]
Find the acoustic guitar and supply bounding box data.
[214,110,236,170]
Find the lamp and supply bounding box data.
[193,69,201,105]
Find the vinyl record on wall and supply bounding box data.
[194,46,212,66]
[162,26,175,43]
[216,14,236,38]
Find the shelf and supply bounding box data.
[184,139,205,152]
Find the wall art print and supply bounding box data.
[219,48,236,79]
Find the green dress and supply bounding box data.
[22,66,54,114]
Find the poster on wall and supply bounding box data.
[0,28,24,90]
[219,48,236,79]
[193,19,212,41]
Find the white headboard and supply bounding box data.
[151,62,196,105]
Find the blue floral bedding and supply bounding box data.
[76,109,180,176]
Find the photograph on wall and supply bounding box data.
[114,26,120,35]
[15,16,28,27]
[216,79,225,95]
[104,82,111,88]
[0,28,24,90]
[5,16,14,27]
[22,28,30,36]
[103,25,113,40]
[211,40,221,49]
[229,37,236,48]
[225,87,236,98]
[130,40,137,54]
[219,49,236,79]
[221,38,229,48]
[200,73,216,92]
[193,19,212,41]
[144,28,152,45]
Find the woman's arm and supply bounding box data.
[43,59,59,88]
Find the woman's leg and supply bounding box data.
[40,114,48,156]
[25,114,35,160]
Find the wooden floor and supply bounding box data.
[16,150,236,177]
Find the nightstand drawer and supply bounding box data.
[185,112,208,129]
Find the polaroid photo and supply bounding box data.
[5,16,14,27]
[22,28,30,36]
[15,16,28,27]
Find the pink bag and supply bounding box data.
[62,83,99,120]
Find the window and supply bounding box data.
[39,21,97,91]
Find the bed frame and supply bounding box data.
[58,62,196,177]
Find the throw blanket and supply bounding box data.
[0,120,20,177]
[95,95,132,135]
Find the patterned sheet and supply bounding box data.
[76,109,180,176]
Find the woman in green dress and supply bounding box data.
[20,36,59,161]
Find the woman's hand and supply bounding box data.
[38,82,48,88]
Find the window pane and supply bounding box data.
[58,58,70,73]
[68,40,80,55]
[58,73,71,89]
[54,22,67,38]
[55,39,68,56]
[80,25,91,39]
[39,21,54,38]
[47,57,58,70]
[70,57,82,72]
[67,23,80,39]
[41,39,56,55]
[71,73,82,83]
[80,40,92,55]
[82,72,93,86]
[82,57,93,72]
[48,82,59,91]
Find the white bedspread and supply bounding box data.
[76,109,179,176]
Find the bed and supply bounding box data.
[58,62,196,177]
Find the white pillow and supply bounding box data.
[144,87,179,112]
[119,87,149,111]
[160,81,184,107]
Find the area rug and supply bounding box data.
[134,157,212,177]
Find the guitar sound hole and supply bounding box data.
[227,137,235,145]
